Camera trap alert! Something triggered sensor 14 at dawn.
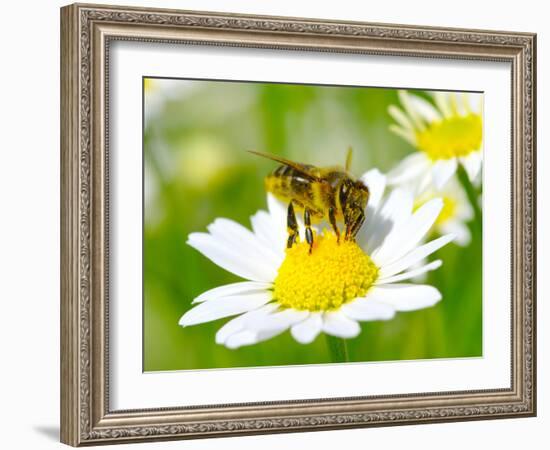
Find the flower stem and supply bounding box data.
[456,164,482,235]
[325,335,350,363]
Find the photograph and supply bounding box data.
[143,78,484,372]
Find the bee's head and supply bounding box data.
[339,179,370,211]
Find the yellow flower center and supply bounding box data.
[436,196,458,225]
[416,113,482,160]
[273,232,378,312]
[414,195,458,228]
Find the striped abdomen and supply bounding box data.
[265,164,334,219]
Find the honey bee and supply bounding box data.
[249,149,369,254]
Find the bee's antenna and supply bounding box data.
[345,147,353,172]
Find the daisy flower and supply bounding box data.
[387,90,483,191]
[414,177,474,246]
[179,170,455,349]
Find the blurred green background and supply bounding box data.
[143,78,482,372]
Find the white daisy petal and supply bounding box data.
[360,169,386,213]
[377,260,442,284]
[460,151,483,182]
[208,218,281,267]
[267,193,288,227]
[431,158,458,189]
[193,281,273,304]
[366,284,442,311]
[433,92,452,118]
[215,303,279,344]
[187,232,275,282]
[407,94,442,122]
[398,90,425,130]
[378,234,455,279]
[341,298,395,321]
[250,210,286,259]
[386,152,429,185]
[322,311,361,338]
[249,309,309,333]
[451,93,466,116]
[416,171,433,196]
[441,221,471,246]
[291,313,323,344]
[363,188,414,254]
[372,198,443,266]
[225,327,286,349]
[389,125,416,145]
[224,330,259,349]
[179,292,272,327]
[388,105,414,131]
[466,93,483,114]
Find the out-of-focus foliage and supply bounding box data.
[143,79,482,371]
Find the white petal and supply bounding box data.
[416,171,433,196]
[388,105,415,131]
[356,169,387,247]
[187,232,275,282]
[389,125,416,145]
[459,93,472,114]
[224,330,258,349]
[377,260,442,284]
[431,158,457,189]
[250,210,286,260]
[450,93,466,116]
[440,221,471,246]
[386,153,429,185]
[407,94,442,123]
[193,281,273,303]
[433,92,452,118]
[291,313,323,344]
[322,311,361,338]
[225,326,286,349]
[248,309,309,333]
[360,169,386,212]
[179,292,272,326]
[466,93,483,114]
[372,198,443,266]
[362,188,413,254]
[208,218,281,269]
[341,298,395,321]
[460,151,483,182]
[378,234,455,279]
[366,284,442,311]
[215,303,279,344]
[398,90,425,130]
[267,193,288,227]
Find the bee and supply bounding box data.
[249,149,369,254]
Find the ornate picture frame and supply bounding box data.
[60,3,536,446]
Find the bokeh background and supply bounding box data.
[143,78,482,372]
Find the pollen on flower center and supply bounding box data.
[273,232,378,312]
[416,113,482,160]
[436,196,458,225]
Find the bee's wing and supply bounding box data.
[248,150,322,181]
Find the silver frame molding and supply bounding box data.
[60,3,536,446]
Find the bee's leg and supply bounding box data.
[328,206,340,243]
[304,208,314,254]
[287,201,299,249]
[345,207,365,241]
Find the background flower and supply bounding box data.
[387,90,483,192]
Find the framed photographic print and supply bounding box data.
[60,3,537,446]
